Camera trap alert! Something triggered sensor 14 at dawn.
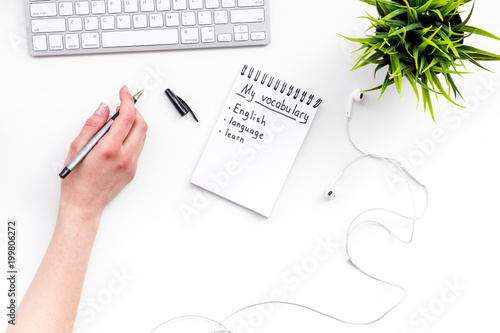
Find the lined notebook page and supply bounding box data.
[191,65,322,217]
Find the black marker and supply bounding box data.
[59,90,144,179]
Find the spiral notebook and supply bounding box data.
[191,65,322,217]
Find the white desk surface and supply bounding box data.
[1,1,500,332]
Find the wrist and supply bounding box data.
[57,201,103,234]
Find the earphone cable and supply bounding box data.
[151,101,430,333]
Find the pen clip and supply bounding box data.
[177,96,198,122]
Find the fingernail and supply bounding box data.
[95,102,107,115]
[123,86,130,93]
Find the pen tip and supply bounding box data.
[133,90,145,101]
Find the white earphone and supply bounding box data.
[325,171,343,199]
[325,90,364,199]
[345,90,364,118]
[325,90,425,200]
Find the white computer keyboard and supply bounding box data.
[25,0,270,56]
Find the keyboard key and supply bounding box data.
[230,8,264,23]
[32,18,66,33]
[222,0,236,7]
[124,0,139,12]
[198,11,212,25]
[49,34,64,50]
[108,0,123,14]
[117,15,132,29]
[172,0,187,10]
[234,32,248,41]
[140,0,155,12]
[149,13,164,27]
[68,17,83,31]
[102,29,179,47]
[59,2,74,16]
[157,0,171,11]
[75,2,90,15]
[181,28,199,44]
[206,0,219,9]
[238,0,264,6]
[32,35,47,51]
[91,1,106,14]
[250,31,265,40]
[133,14,148,28]
[201,27,215,43]
[85,17,99,30]
[214,10,228,24]
[165,13,180,26]
[30,3,57,17]
[234,25,248,33]
[217,33,231,42]
[181,12,196,26]
[65,34,80,49]
[189,0,203,10]
[101,16,116,30]
[82,32,100,48]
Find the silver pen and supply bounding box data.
[59,90,144,179]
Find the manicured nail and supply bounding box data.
[95,102,107,115]
[123,85,130,93]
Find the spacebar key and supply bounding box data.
[102,29,179,48]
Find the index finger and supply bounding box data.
[104,86,136,144]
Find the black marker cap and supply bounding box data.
[165,89,198,122]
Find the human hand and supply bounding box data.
[59,86,148,222]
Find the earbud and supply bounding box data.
[346,90,364,118]
[325,171,344,200]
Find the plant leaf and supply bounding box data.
[390,54,403,96]
[405,72,420,107]
[388,22,423,37]
[378,72,394,102]
[459,51,491,71]
[430,71,465,108]
[458,45,500,59]
[454,1,474,30]
[421,75,435,122]
[459,26,500,41]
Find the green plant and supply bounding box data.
[343,0,500,121]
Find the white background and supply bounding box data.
[1,0,500,332]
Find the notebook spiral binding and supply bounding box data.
[241,65,323,108]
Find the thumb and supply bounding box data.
[67,103,110,161]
